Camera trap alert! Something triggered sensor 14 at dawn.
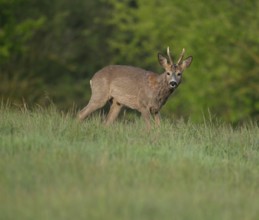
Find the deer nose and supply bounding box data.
[170,81,178,88]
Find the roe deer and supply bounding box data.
[78,47,192,128]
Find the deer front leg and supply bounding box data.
[140,108,152,129]
[154,112,161,126]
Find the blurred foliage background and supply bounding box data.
[0,0,259,123]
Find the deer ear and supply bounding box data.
[181,56,193,69]
[158,53,169,69]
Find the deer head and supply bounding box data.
[158,47,193,89]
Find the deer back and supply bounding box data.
[91,65,161,110]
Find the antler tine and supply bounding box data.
[177,48,186,65]
[167,46,173,65]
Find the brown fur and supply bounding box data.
[148,74,159,89]
[78,47,193,128]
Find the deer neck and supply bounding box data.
[157,73,174,99]
[148,73,174,113]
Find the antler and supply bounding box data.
[167,46,174,65]
[177,48,185,65]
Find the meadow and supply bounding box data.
[0,105,259,220]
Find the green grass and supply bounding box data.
[1,105,259,220]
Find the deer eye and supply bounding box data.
[177,72,182,76]
[167,72,170,76]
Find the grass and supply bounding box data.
[0,105,259,220]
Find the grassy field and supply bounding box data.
[1,105,259,220]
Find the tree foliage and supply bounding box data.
[0,0,259,123]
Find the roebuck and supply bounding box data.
[78,47,192,128]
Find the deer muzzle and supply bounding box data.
[169,81,178,88]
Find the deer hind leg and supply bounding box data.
[78,79,110,121]
[78,99,107,121]
[78,90,109,121]
[105,100,123,125]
